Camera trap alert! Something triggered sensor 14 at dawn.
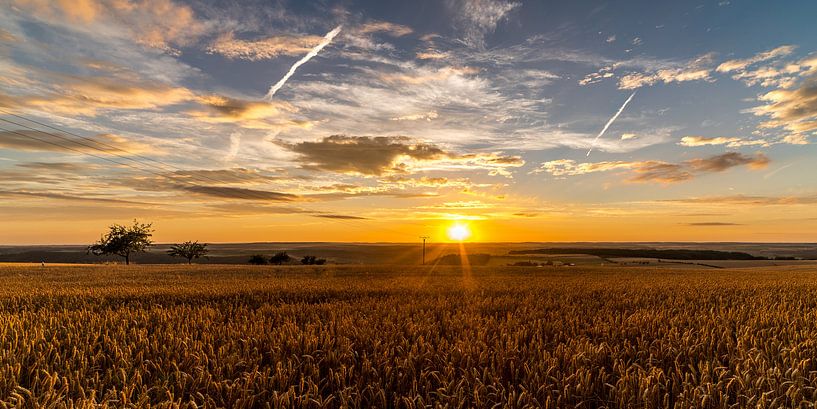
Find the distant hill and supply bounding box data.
[509,248,767,260]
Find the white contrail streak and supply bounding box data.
[265,25,342,99]
[586,91,637,157]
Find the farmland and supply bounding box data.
[3,264,817,408]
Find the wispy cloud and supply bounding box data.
[679,135,769,148]
[207,32,325,61]
[535,152,770,184]
[447,0,520,48]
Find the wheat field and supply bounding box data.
[2,263,817,408]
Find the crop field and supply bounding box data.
[3,264,817,408]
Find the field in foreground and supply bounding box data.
[3,264,817,408]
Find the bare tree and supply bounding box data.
[87,220,153,265]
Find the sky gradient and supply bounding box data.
[1,0,816,244]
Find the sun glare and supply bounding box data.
[447,223,471,241]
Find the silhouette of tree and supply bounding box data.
[168,241,208,264]
[269,251,291,265]
[87,220,153,265]
[248,254,268,265]
[301,255,327,265]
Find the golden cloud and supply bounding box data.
[206,32,325,61]
[536,152,770,183]
[187,95,312,130]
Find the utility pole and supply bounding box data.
[420,236,429,265]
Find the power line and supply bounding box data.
[420,236,429,265]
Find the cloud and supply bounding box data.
[534,152,770,183]
[168,168,286,185]
[180,185,299,201]
[279,135,523,177]
[716,46,802,89]
[686,222,741,226]
[579,67,614,86]
[716,45,797,73]
[380,66,479,84]
[0,74,194,116]
[620,133,637,140]
[186,95,311,130]
[751,75,817,142]
[279,135,447,176]
[416,51,449,60]
[206,32,325,61]
[0,189,150,204]
[685,152,769,172]
[618,67,711,90]
[0,130,155,154]
[606,35,616,43]
[447,0,520,48]
[662,195,817,206]
[679,135,770,148]
[0,29,18,43]
[312,214,368,220]
[390,111,439,121]
[580,53,716,90]
[8,0,208,54]
[357,21,413,37]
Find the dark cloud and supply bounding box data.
[181,185,299,201]
[282,135,447,176]
[170,168,288,184]
[686,222,742,226]
[0,189,150,204]
[686,152,770,172]
[186,95,310,130]
[629,162,693,183]
[662,195,817,205]
[281,135,523,177]
[312,214,369,220]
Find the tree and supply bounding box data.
[269,251,291,265]
[87,220,153,265]
[168,241,208,264]
[248,254,268,265]
[301,255,326,265]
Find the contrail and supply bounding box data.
[586,91,637,157]
[265,25,342,99]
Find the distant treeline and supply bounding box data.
[509,248,767,260]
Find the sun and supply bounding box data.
[447,223,471,241]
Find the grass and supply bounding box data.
[2,263,817,408]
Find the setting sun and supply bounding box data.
[447,223,472,241]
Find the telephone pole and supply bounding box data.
[420,236,429,265]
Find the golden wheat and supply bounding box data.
[1,264,817,408]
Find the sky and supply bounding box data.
[1,0,816,244]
